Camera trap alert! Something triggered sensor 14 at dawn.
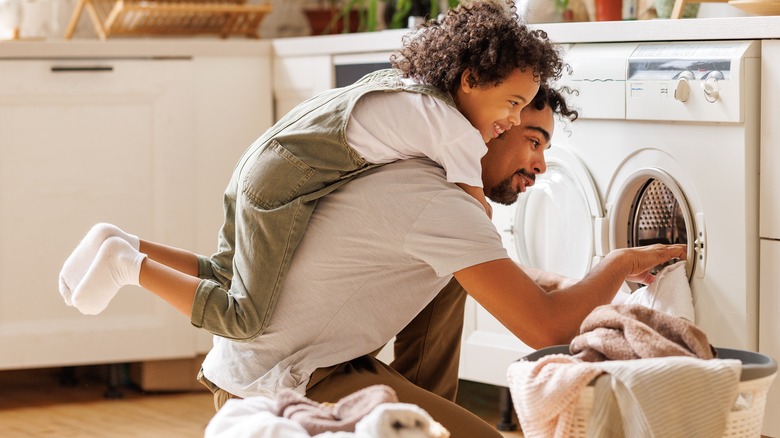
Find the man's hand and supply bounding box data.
[615,244,687,285]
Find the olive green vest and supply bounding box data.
[192,69,455,340]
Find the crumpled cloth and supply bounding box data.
[507,354,604,438]
[276,385,398,435]
[204,392,451,438]
[570,304,716,362]
[356,403,451,438]
[624,261,695,322]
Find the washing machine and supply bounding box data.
[459,40,761,386]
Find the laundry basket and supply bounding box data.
[518,346,777,438]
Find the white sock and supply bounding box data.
[70,237,147,315]
[59,223,140,306]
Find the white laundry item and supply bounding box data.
[204,397,322,438]
[204,397,450,438]
[354,403,450,438]
[624,261,694,321]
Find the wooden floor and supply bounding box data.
[0,365,523,437]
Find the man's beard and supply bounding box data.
[486,169,535,206]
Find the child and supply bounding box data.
[59,0,564,340]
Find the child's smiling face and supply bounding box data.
[455,68,541,143]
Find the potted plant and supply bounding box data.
[304,0,460,35]
[383,0,459,29]
[303,0,378,34]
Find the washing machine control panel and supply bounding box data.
[625,41,759,123]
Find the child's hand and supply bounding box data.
[455,182,492,219]
[483,200,493,219]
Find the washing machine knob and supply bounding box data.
[674,77,691,102]
[702,75,722,103]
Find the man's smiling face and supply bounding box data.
[480,103,553,206]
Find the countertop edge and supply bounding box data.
[271,16,780,57]
[0,38,272,59]
[2,16,779,59]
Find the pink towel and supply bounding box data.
[571,304,715,362]
[275,384,398,435]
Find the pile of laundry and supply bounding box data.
[507,262,742,438]
[205,384,450,438]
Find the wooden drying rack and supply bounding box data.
[64,0,273,40]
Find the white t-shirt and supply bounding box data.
[346,81,487,188]
[202,159,508,398]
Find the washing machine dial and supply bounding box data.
[702,71,724,103]
[674,71,695,102]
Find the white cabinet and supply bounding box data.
[273,54,333,120]
[759,39,780,438]
[760,40,780,241]
[0,54,272,369]
[760,240,780,437]
[460,297,534,386]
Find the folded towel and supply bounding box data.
[276,384,399,435]
[624,261,695,321]
[570,304,715,362]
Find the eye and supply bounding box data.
[509,100,519,107]
[529,138,540,149]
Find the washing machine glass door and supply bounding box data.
[512,147,603,280]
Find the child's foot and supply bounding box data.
[70,237,146,315]
[59,223,139,306]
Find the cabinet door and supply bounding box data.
[761,40,780,240]
[460,297,534,386]
[760,240,780,438]
[0,59,197,369]
[273,55,333,120]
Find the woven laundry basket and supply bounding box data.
[518,346,777,438]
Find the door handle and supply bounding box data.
[50,66,114,73]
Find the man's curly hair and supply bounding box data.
[532,85,579,122]
[391,0,564,100]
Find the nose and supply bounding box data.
[532,151,547,175]
[508,107,522,127]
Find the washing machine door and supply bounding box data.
[495,146,605,280]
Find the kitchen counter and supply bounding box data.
[272,15,780,57]
[0,38,271,58]
[2,15,777,59]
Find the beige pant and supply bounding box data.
[199,279,502,438]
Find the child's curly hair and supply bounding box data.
[391,0,564,100]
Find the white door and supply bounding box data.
[460,146,604,386]
[0,59,197,369]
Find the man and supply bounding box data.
[197,86,685,437]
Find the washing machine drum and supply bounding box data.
[629,179,688,248]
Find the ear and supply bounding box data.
[460,68,475,94]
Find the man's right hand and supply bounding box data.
[613,244,687,285]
